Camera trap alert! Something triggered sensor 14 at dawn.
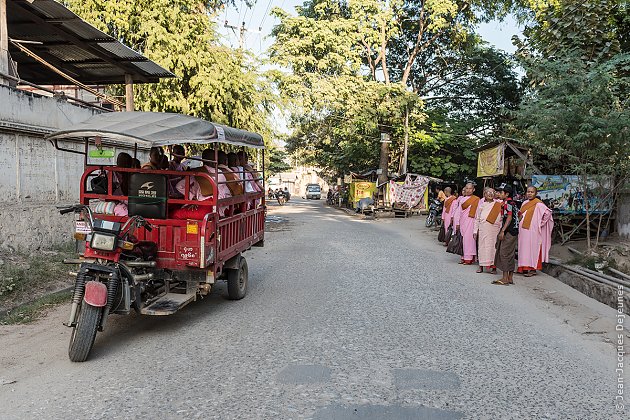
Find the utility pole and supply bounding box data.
[402,108,409,175]
[224,20,261,49]
[378,132,391,186]
[0,0,9,85]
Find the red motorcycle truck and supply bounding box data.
[46,111,266,362]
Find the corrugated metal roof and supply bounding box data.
[7,0,174,85]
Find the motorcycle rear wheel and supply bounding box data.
[68,303,102,362]
[425,212,435,227]
[227,257,248,300]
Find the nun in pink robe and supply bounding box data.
[453,184,480,264]
[441,192,457,233]
[517,187,554,276]
[473,189,502,273]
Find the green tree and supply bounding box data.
[267,148,293,175]
[512,0,627,61]
[517,53,630,175]
[270,0,520,179]
[64,0,276,138]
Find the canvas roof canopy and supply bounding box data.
[46,111,265,149]
[7,0,173,84]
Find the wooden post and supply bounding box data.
[402,108,409,175]
[0,0,9,85]
[378,132,390,186]
[125,73,134,111]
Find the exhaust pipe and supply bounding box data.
[122,261,157,268]
[132,273,154,282]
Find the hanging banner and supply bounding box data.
[477,144,505,177]
[349,181,377,204]
[531,175,613,214]
[389,175,430,209]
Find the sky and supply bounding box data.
[216,0,523,56]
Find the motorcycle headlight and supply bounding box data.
[91,232,117,251]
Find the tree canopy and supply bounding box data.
[64,0,276,140]
[512,0,630,176]
[270,0,521,180]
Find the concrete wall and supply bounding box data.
[617,192,630,238]
[0,86,101,251]
[544,264,630,311]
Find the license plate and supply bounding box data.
[75,221,91,234]
[177,245,199,261]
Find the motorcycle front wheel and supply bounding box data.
[68,303,102,362]
[425,212,435,227]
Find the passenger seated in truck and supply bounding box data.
[89,152,130,217]
[142,147,162,170]
[113,152,132,196]
[170,148,231,219]
[238,151,263,192]
[169,145,187,171]
[167,145,187,198]
[218,151,244,197]
[236,151,262,208]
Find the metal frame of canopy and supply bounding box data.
[46,111,267,194]
[46,111,264,149]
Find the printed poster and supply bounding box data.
[531,175,613,214]
[349,182,377,204]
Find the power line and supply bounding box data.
[259,0,275,31]
[247,2,257,30]
[237,0,245,24]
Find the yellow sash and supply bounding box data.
[461,195,480,218]
[519,198,542,230]
[444,196,456,213]
[486,201,502,224]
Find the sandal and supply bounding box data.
[524,272,534,277]
[490,268,497,275]
[476,267,483,273]
[492,280,509,285]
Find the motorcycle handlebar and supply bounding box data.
[58,204,86,215]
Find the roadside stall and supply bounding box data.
[349,180,377,209]
[375,173,438,218]
[475,140,542,203]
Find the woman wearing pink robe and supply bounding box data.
[453,183,480,264]
[518,186,554,277]
[441,187,457,236]
[473,187,502,274]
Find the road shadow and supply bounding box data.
[88,281,238,360]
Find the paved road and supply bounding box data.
[0,199,626,419]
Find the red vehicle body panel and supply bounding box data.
[79,166,265,275]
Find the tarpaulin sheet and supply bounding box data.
[389,175,430,209]
[477,144,505,177]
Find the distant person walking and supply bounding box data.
[518,186,554,277]
[493,184,519,285]
[473,187,502,274]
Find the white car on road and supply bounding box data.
[305,184,322,199]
